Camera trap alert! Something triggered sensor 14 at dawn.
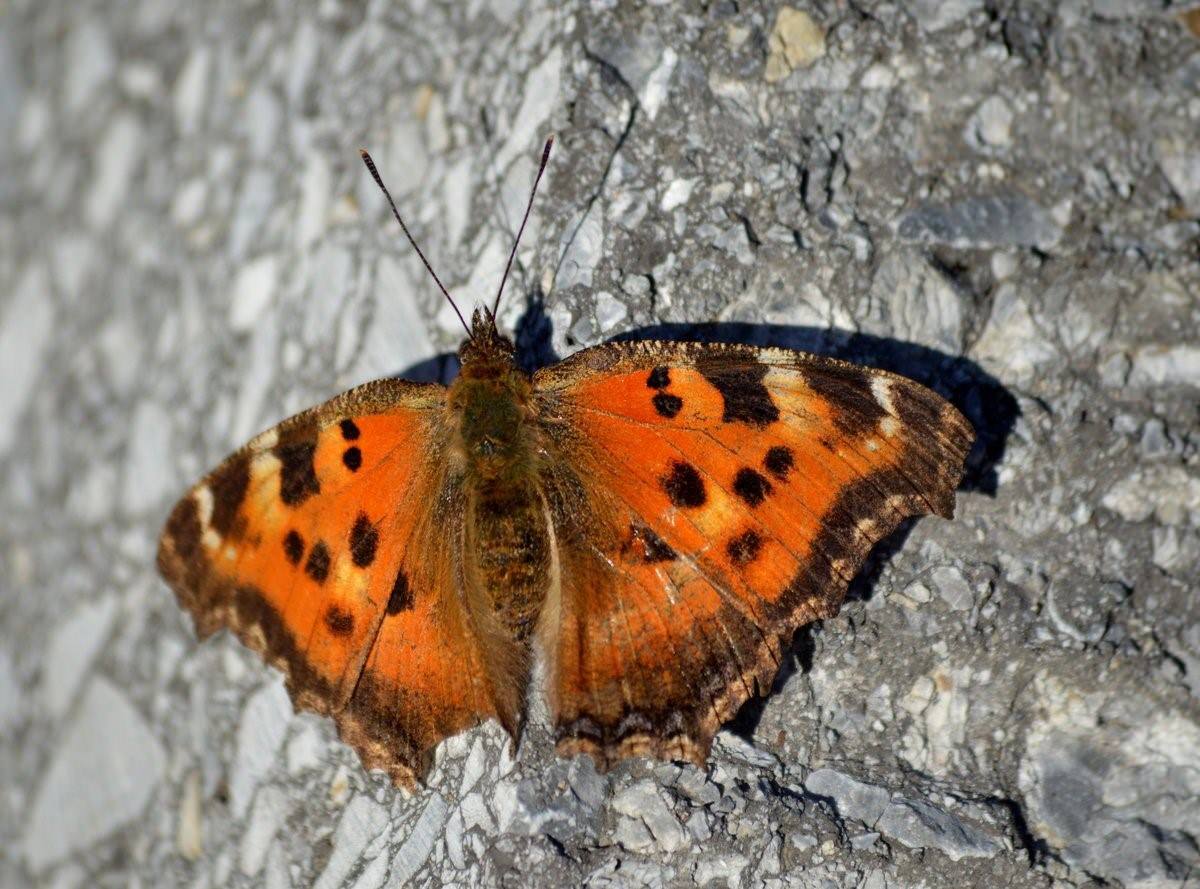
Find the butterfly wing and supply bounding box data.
[532,342,974,766]
[157,378,514,788]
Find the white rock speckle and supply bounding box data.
[1128,344,1200,388]
[0,264,55,457]
[230,254,280,333]
[65,19,116,112]
[390,793,449,885]
[497,48,562,170]
[660,177,696,212]
[174,46,212,134]
[41,595,118,718]
[239,785,289,876]
[313,794,390,889]
[86,113,144,228]
[557,210,604,291]
[641,47,677,120]
[177,769,204,861]
[229,679,293,818]
[611,781,689,853]
[968,96,1014,148]
[123,399,174,513]
[296,150,332,247]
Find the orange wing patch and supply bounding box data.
[533,342,973,767]
[158,379,504,787]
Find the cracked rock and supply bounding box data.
[1019,676,1200,885]
[804,769,1001,862]
[612,780,690,853]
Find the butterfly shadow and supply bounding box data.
[389,295,1020,745]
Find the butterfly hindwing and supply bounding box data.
[157,378,510,788]
[532,341,974,766]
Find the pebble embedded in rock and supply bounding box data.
[765,8,827,82]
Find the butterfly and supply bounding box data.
[157,137,974,789]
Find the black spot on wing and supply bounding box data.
[698,358,779,427]
[727,529,763,566]
[646,366,671,389]
[387,569,413,614]
[652,392,683,419]
[208,452,251,537]
[277,439,320,506]
[324,605,354,636]
[662,461,707,508]
[801,364,886,436]
[343,446,362,472]
[305,540,331,583]
[733,467,772,507]
[349,513,378,568]
[340,419,361,440]
[764,445,795,481]
[283,530,305,565]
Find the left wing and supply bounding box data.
[531,341,973,767]
[157,378,519,787]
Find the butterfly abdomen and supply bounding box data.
[470,483,551,642]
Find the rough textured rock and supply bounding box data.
[2,1,1199,887]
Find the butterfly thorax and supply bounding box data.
[449,313,550,642]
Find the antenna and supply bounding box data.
[492,136,554,317]
[359,149,469,336]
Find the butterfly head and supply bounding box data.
[459,306,516,369]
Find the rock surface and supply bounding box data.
[2,2,1199,887]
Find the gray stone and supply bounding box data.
[1101,466,1200,526]
[805,768,1000,861]
[1019,677,1200,885]
[930,565,973,611]
[966,96,1014,149]
[85,113,144,228]
[388,792,449,886]
[557,209,605,291]
[875,797,1001,862]
[508,757,606,843]
[240,786,290,877]
[313,794,390,889]
[908,0,984,30]
[230,679,292,818]
[611,781,689,853]
[1156,136,1200,213]
[23,679,166,872]
[229,254,280,333]
[0,649,22,737]
[804,769,891,826]
[64,19,116,112]
[40,595,118,718]
[1129,343,1200,388]
[896,195,1062,250]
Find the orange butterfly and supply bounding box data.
[158,138,974,788]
